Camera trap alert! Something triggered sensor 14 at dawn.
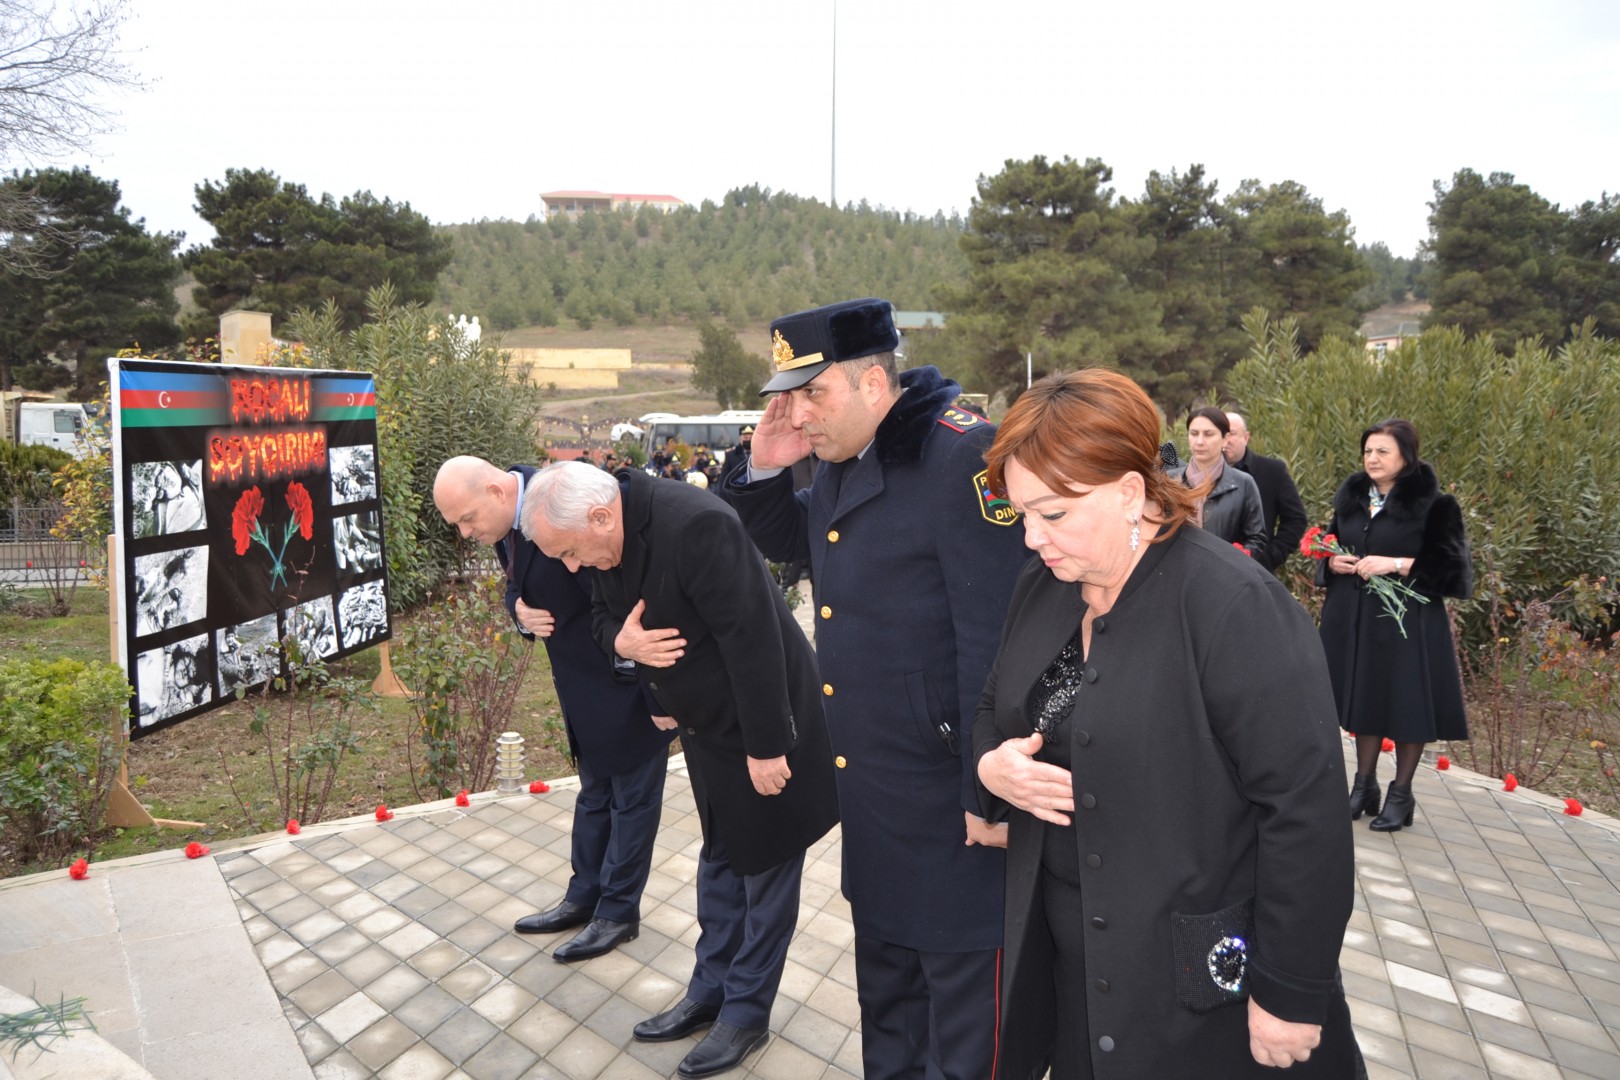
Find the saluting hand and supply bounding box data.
[614,599,685,667]
[747,394,813,471]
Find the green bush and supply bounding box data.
[394,577,535,799]
[283,286,545,609]
[1228,315,1620,642]
[0,442,71,512]
[0,657,129,871]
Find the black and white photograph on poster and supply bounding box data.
[217,613,280,699]
[338,580,388,649]
[134,633,214,728]
[333,510,383,573]
[130,460,206,538]
[329,444,377,506]
[132,545,209,635]
[288,595,338,661]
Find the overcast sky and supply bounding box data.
[46,0,1620,257]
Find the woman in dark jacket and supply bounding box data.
[974,370,1362,1080]
[1319,418,1472,832]
[1173,407,1269,555]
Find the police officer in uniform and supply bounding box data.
[726,298,1030,1080]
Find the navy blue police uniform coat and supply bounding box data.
[590,469,839,875]
[500,465,673,776]
[726,367,1029,950]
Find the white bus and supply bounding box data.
[612,410,765,462]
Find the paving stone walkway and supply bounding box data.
[2,745,1620,1079]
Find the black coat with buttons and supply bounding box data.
[974,526,1361,1080]
[590,468,839,876]
[727,367,1030,950]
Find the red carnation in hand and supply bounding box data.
[285,481,314,541]
[1381,738,1395,753]
[1503,773,1518,792]
[185,841,210,859]
[529,779,551,794]
[455,790,470,807]
[69,857,89,880]
[1564,798,1583,816]
[232,487,265,555]
[1323,534,1338,548]
[375,804,394,821]
[286,819,301,834]
[1436,755,1450,770]
[1299,526,1322,556]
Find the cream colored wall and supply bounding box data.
[507,347,632,371]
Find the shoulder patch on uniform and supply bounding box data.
[937,407,985,433]
[973,469,1020,526]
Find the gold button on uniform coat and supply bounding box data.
[827,529,839,542]
[836,755,847,768]
[822,683,834,696]
[820,606,832,619]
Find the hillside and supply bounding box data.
[435,185,968,334]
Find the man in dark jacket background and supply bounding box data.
[432,457,674,962]
[725,298,1029,1080]
[521,461,839,1079]
[1224,411,1308,575]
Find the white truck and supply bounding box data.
[1,393,94,458]
[611,410,766,463]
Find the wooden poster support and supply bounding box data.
[371,640,415,698]
[104,534,205,831]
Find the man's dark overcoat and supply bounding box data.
[974,526,1361,1080]
[590,469,838,876]
[1230,448,1308,574]
[1317,462,1472,742]
[726,367,1029,950]
[500,465,673,777]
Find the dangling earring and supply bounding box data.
[1129,515,1141,552]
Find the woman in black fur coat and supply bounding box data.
[1318,418,1473,832]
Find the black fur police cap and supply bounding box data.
[759,297,900,395]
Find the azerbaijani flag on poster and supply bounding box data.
[118,368,231,428]
[312,377,377,422]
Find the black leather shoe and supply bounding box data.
[552,917,638,961]
[633,997,721,1042]
[677,1021,768,1078]
[1349,773,1382,821]
[514,900,592,935]
[1370,782,1415,832]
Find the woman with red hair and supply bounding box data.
[973,369,1363,1079]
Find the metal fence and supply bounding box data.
[0,502,91,582]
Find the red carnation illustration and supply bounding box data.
[232,486,265,555]
[286,481,314,541]
[69,857,89,880]
[234,481,314,588]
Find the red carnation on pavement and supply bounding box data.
[529,779,550,794]
[69,858,89,880]
[455,790,470,807]
[1564,798,1583,816]
[1503,773,1518,792]
[1436,755,1451,770]
[286,819,301,834]
[1381,738,1395,753]
[375,804,394,821]
[285,481,314,541]
[232,487,265,555]
[185,841,209,859]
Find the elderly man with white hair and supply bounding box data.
[520,460,838,1079]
